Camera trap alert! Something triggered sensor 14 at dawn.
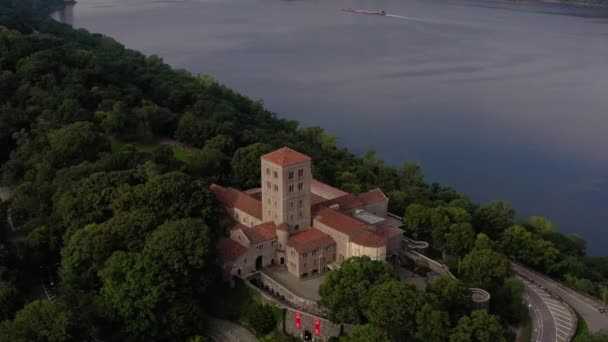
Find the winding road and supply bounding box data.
[513,263,608,335]
[519,276,576,342]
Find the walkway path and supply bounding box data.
[205,316,258,342]
[519,276,576,342]
[513,263,608,334]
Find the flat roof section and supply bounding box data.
[353,209,385,225]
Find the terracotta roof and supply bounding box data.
[242,222,277,244]
[261,147,311,166]
[313,206,365,236]
[219,238,248,262]
[311,193,328,206]
[320,194,364,211]
[243,187,262,197]
[352,230,386,248]
[377,227,404,239]
[277,223,289,231]
[311,178,349,199]
[228,221,247,231]
[211,184,262,220]
[359,189,387,205]
[287,228,336,254]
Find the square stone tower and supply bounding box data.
[261,147,312,233]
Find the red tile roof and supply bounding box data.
[211,184,262,220]
[359,189,387,205]
[261,147,311,166]
[311,193,328,206]
[313,206,365,236]
[377,227,404,239]
[287,228,336,254]
[219,238,248,262]
[277,223,289,231]
[352,230,387,248]
[242,222,277,244]
[319,194,364,211]
[311,178,349,199]
[228,221,247,231]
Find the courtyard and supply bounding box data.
[261,265,325,301]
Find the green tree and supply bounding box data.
[426,276,471,321]
[473,201,515,239]
[341,324,390,342]
[493,277,527,324]
[473,233,495,251]
[0,300,78,342]
[141,218,215,295]
[500,225,560,270]
[0,280,20,320]
[398,162,424,192]
[319,256,396,323]
[364,280,422,339]
[527,216,555,236]
[46,121,110,168]
[449,310,506,342]
[461,249,510,290]
[231,143,273,189]
[121,171,218,225]
[245,303,276,336]
[403,204,433,240]
[431,207,471,252]
[188,146,228,178]
[415,304,450,342]
[98,251,173,340]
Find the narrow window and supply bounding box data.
[274,171,278,178]
[298,182,303,190]
[289,171,294,179]
[298,169,304,177]
[266,168,270,175]
[290,201,294,208]
[266,181,271,189]
[274,185,278,192]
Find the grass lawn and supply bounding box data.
[573,311,589,341]
[110,137,196,164]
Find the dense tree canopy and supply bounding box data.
[461,249,511,290]
[319,257,396,324]
[1,1,607,340]
[340,324,391,342]
[449,310,506,342]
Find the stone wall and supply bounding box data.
[284,309,345,341]
[241,273,354,341]
[248,272,322,315]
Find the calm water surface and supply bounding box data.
[53,0,608,254]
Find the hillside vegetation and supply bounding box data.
[0,1,607,341]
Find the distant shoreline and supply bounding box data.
[499,0,608,8]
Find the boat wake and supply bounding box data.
[385,14,438,24]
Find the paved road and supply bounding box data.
[513,263,608,334]
[205,316,258,342]
[519,276,576,342]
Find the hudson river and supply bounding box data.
[53,0,608,254]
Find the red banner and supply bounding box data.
[295,312,301,330]
[314,317,320,335]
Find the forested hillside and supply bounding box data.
[0,1,606,341]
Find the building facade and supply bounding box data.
[214,147,403,279]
